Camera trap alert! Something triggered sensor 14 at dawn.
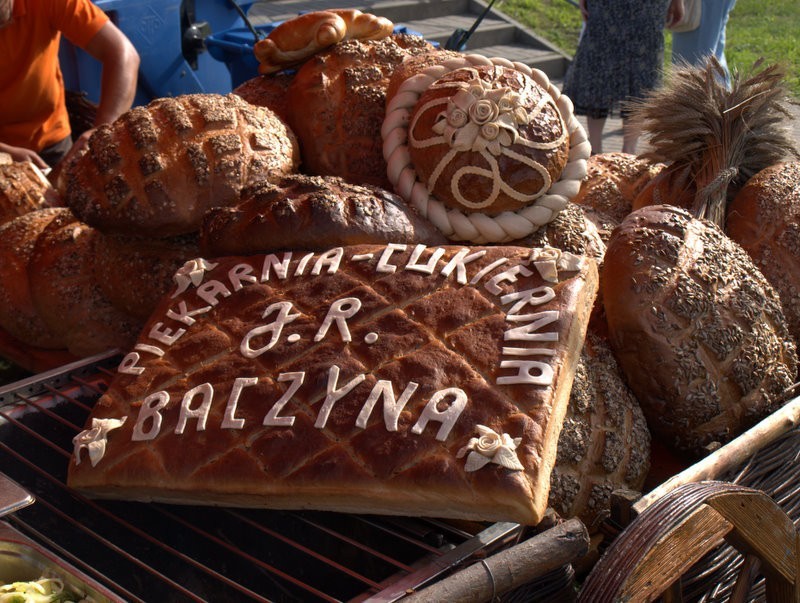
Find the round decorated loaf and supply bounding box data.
[383,54,590,243]
[407,64,569,215]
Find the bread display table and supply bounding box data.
[0,350,797,601]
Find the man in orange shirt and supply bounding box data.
[0,0,140,169]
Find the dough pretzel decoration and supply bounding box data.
[382,54,591,243]
[254,9,395,75]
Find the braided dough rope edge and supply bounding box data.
[382,54,590,243]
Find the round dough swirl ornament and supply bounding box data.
[383,55,590,243]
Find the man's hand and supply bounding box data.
[0,142,49,169]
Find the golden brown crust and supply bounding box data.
[548,331,650,530]
[407,64,569,214]
[727,162,800,350]
[286,35,434,189]
[27,209,141,357]
[232,73,294,124]
[62,93,299,237]
[0,162,53,226]
[509,202,606,263]
[0,208,65,348]
[631,162,695,213]
[92,232,200,321]
[68,244,599,525]
[200,174,447,256]
[602,204,797,455]
[385,48,464,105]
[571,152,665,240]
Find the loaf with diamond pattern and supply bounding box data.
[68,244,598,525]
[61,93,299,237]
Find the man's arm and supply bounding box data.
[83,20,140,127]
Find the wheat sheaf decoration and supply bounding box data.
[627,57,799,227]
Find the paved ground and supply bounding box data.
[571,97,800,156]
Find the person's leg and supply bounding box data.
[713,0,737,85]
[587,116,606,155]
[671,0,726,68]
[622,118,639,155]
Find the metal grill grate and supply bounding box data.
[0,353,523,602]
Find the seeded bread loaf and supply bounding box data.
[0,208,64,349]
[548,331,650,530]
[0,161,53,226]
[200,174,447,256]
[68,244,599,525]
[285,35,434,188]
[62,93,299,237]
[602,204,797,455]
[27,209,140,357]
[92,232,200,321]
[726,162,800,352]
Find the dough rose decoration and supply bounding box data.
[73,417,127,467]
[431,77,530,158]
[457,425,524,472]
[530,246,583,283]
[172,258,219,297]
[383,54,590,243]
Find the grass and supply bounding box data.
[497,0,800,98]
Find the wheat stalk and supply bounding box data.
[627,57,799,226]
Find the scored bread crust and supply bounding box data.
[199,174,447,256]
[0,162,53,226]
[0,208,65,348]
[726,162,800,350]
[62,93,299,237]
[27,209,141,357]
[68,244,599,525]
[603,205,797,454]
[285,35,434,189]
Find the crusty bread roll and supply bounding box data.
[0,161,54,226]
[572,152,665,241]
[92,232,200,321]
[509,202,606,264]
[253,9,395,75]
[405,64,569,215]
[200,174,447,256]
[286,35,434,188]
[232,73,294,125]
[68,244,599,525]
[726,162,800,351]
[62,93,299,237]
[0,208,65,348]
[27,209,141,357]
[603,204,797,455]
[549,331,650,530]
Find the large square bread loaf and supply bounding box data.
[67,244,598,525]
